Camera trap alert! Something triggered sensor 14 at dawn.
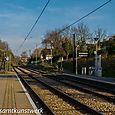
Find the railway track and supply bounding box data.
[14,67,55,115]
[45,74,115,103]
[40,77,115,114]
[20,67,115,115]
[14,67,102,115]
[25,67,115,103]
[57,74,115,95]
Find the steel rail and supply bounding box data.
[17,67,103,115]
[23,69,115,99]
[13,67,55,115]
[57,74,115,95]
[45,74,115,104]
[23,68,115,105]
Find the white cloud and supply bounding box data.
[4,2,28,11]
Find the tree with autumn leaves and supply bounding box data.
[0,40,14,70]
[42,23,93,60]
[34,22,114,63]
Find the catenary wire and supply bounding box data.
[58,0,112,34]
[17,0,51,51]
[17,0,111,53]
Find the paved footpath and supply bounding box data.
[0,74,39,115]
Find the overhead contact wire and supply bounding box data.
[59,0,112,33]
[17,0,51,51]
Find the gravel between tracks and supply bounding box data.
[22,75,84,115]
[38,76,115,115]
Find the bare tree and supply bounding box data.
[94,28,107,41]
[72,23,92,52]
[75,23,91,42]
[94,28,107,50]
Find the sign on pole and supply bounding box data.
[79,52,88,57]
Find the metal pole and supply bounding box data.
[4,52,5,71]
[9,54,11,71]
[73,34,78,75]
[76,46,78,75]
[51,42,53,65]
[73,34,76,74]
[36,44,37,65]
[75,36,78,75]
[60,57,63,72]
[95,41,98,76]
[94,37,99,76]
[51,48,52,65]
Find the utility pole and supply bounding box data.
[4,52,6,72]
[50,41,53,65]
[9,54,12,71]
[36,44,37,66]
[73,34,78,75]
[73,34,76,74]
[76,38,78,75]
[51,47,52,65]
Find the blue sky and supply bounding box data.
[0,0,114,55]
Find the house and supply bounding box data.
[40,48,53,62]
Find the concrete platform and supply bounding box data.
[0,74,38,115]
